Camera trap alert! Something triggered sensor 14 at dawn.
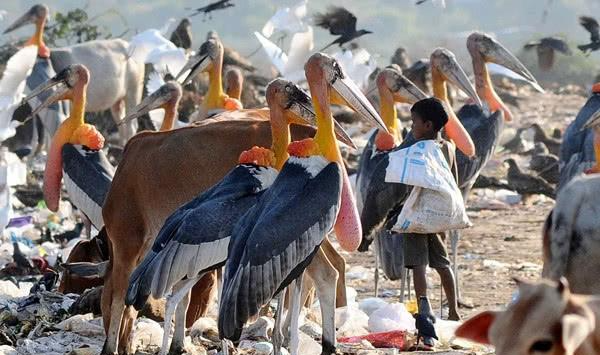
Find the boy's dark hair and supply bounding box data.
[411,97,449,131]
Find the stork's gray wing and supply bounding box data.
[219,158,342,340]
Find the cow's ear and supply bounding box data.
[455,311,499,345]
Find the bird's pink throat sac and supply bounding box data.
[334,166,362,252]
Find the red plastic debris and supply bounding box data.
[338,329,409,350]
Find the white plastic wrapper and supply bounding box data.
[368,303,416,333]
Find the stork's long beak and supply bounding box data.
[23,77,70,120]
[436,55,482,107]
[484,40,544,93]
[331,75,388,133]
[3,11,35,34]
[393,80,427,104]
[177,54,211,85]
[286,95,357,150]
[119,89,169,126]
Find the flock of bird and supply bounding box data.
[1,1,600,355]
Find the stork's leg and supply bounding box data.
[400,266,407,303]
[289,273,304,355]
[160,293,178,355]
[168,277,200,355]
[306,248,338,355]
[374,234,380,297]
[272,291,285,355]
[321,238,346,307]
[449,229,461,300]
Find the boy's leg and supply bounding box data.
[412,265,428,298]
[436,267,460,321]
[428,233,461,320]
[402,233,430,299]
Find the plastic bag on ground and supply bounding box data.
[368,303,416,333]
[335,306,369,337]
[385,140,471,233]
[130,318,163,350]
[358,297,389,316]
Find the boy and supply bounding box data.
[404,97,460,348]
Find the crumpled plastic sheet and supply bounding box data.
[368,303,416,333]
[17,331,103,355]
[335,306,370,337]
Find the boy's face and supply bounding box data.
[411,112,434,140]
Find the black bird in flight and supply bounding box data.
[578,16,600,54]
[523,37,571,71]
[189,0,234,21]
[314,7,372,51]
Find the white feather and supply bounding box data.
[254,27,313,83]
[129,29,177,64]
[261,0,308,38]
[0,45,37,142]
[255,32,288,74]
[288,155,329,178]
[146,47,187,78]
[146,71,165,96]
[332,48,378,92]
[285,26,313,82]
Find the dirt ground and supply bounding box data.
[345,82,588,320]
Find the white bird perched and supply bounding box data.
[129,29,178,64]
[0,45,37,142]
[254,26,314,83]
[332,48,378,92]
[261,0,308,39]
[130,23,191,131]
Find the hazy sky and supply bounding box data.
[3,0,600,72]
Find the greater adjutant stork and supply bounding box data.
[219,52,387,355]
[22,65,112,230]
[4,4,144,146]
[177,36,243,121]
[125,78,352,355]
[446,32,542,285]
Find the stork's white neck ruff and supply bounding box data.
[288,155,330,178]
